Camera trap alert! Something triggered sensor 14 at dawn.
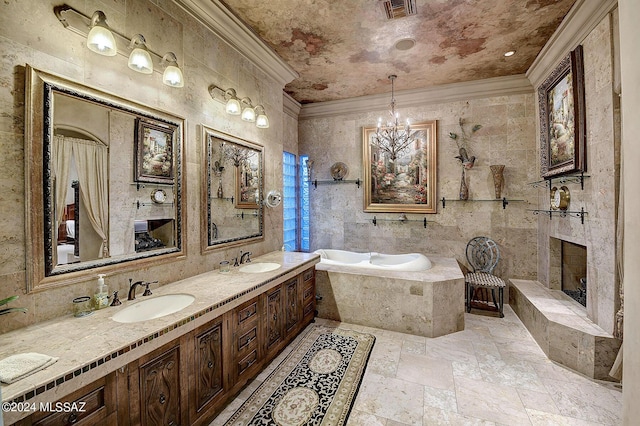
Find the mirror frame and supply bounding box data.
[201,125,264,253]
[25,65,186,292]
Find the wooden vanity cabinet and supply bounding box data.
[11,266,317,426]
[14,373,117,426]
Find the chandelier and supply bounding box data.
[372,74,418,162]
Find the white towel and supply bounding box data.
[0,353,58,384]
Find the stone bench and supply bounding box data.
[509,279,621,380]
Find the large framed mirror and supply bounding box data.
[201,125,264,252]
[25,65,185,291]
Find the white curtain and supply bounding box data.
[52,135,73,231]
[71,139,110,258]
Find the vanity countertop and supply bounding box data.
[0,251,319,410]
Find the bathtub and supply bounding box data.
[314,251,465,337]
[314,249,432,272]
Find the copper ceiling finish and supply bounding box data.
[221,0,577,104]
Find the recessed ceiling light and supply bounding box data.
[504,50,516,57]
[395,38,416,51]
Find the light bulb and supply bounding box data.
[86,11,116,56]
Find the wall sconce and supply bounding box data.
[224,89,241,115]
[128,34,153,74]
[54,4,185,88]
[209,84,270,129]
[86,11,116,56]
[240,98,256,122]
[255,105,269,128]
[161,52,184,88]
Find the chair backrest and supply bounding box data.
[465,236,500,274]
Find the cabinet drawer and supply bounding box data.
[303,281,314,303]
[236,349,258,377]
[303,300,315,318]
[27,375,115,426]
[302,268,314,283]
[236,326,258,353]
[235,300,258,327]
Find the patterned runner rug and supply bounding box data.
[224,325,375,426]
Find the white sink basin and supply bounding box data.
[112,294,195,323]
[238,262,281,273]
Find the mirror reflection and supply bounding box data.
[25,66,184,290]
[203,126,263,249]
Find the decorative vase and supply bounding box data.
[217,179,224,198]
[459,167,469,200]
[490,165,505,199]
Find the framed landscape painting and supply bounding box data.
[538,45,586,179]
[135,118,175,183]
[362,120,437,213]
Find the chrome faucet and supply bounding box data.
[240,251,252,264]
[128,279,147,301]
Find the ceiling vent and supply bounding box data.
[381,0,417,20]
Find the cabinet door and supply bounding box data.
[284,277,300,334]
[302,268,316,324]
[140,346,181,426]
[265,286,283,352]
[194,321,224,413]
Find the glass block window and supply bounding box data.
[283,151,297,251]
[299,155,310,252]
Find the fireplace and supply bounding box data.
[561,241,587,307]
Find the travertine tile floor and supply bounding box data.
[211,306,622,425]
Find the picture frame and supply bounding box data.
[235,149,261,209]
[363,120,437,213]
[538,44,586,179]
[134,118,175,183]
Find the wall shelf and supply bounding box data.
[132,181,174,190]
[528,172,590,190]
[528,207,587,224]
[371,216,430,228]
[310,178,361,189]
[441,197,524,209]
[135,201,174,209]
[210,196,235,204]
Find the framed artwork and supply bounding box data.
[538,45,586,179]
[235,148,261,209]
[135,118,175,183]
[363,120,437,213]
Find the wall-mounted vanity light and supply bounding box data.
[128,34,153,74]
[224,89,241,115]
[86,11,116,56]
[209,84,270,129]
[54,4,185,88]
[240,98,256,122]
[255,105,269,128]
[161,52,184,88]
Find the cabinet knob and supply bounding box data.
[159,393,166,404]
[273,314,277,321]
[67,413,78,424]
[208,361,214,369]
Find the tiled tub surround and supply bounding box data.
[509,279,621,380]
[315,256,465,338]
[0,251,319,425]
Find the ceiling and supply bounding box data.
[220,0,577,104]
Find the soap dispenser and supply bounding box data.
[94,274,109,309]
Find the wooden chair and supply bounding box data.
[465,236,505,317]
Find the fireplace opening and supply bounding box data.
[561,241,587,307]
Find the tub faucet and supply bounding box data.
[240,251,252,264]
[128,279,147,301]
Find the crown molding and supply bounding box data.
[173,0,299,87]
[283,92,301,119]
[299,74,533,120]
[526,0,618,88]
